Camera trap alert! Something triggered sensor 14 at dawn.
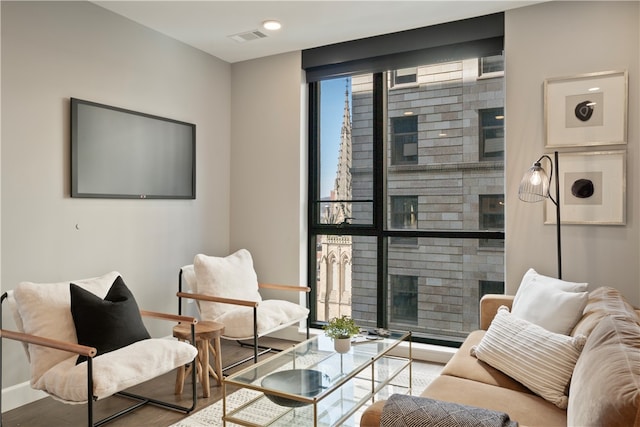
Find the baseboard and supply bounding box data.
[2,381,46,412]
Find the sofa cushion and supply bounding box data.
[70,276,151,364]
[12,271,120,385]
[194,250,262,320]
[440,330,532,394]
[511,268,588,335]
[471,306,586,409]
[421,375,567,427]
[568,315,640,427]
[571,286,640,338]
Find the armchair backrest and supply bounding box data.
[11,271,119,384]
[191,250,262,321]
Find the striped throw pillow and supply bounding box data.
[471,306,586,409]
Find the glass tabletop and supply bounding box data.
[224,331,409,404]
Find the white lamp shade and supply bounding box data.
[518,162,550,203]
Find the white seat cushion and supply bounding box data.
[215,299,309,339]
[37,338,197,403]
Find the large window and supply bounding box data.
[305,14,505,346]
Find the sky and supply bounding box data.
[320,77,351,199]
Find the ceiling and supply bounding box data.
[93,1,544,64]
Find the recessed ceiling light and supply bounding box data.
[262,20,282,31]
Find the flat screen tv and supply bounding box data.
[71,98,196,199]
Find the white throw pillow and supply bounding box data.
[193,249,262,320]
[471,306,586,409]
[12,271,120,384]
[511,268,588,335]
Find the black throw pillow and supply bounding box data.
[70,275,151,364]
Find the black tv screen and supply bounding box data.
[71,98,195,199]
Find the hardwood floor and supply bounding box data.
[2,338,443,427]
[1,337,292,427]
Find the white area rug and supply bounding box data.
[170,362,442,427]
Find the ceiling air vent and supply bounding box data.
[228,30,268,43]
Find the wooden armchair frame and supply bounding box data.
[0,292,199,427]
[177,269,310,369]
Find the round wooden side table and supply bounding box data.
[173,320,225,398]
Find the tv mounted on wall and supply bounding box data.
[71,98,196,199]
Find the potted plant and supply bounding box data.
[323,315,360,353]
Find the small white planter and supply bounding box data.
[334,337,351,354]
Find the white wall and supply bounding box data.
[1,0,231,405]
[230,52,306,297]
[505,1,640,304]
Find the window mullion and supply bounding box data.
[372,72,386,328]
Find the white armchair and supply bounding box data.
[177,249,310,369]
[0,271,199,426]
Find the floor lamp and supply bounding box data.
[518,151,562,279]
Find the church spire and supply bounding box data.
[332,81,353,223]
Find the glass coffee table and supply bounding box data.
[222,331,411,426]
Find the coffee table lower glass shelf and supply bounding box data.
[222,331,411,426]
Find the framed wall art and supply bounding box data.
[545,150,626,225]
[545,70,627,148]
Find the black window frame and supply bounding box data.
[305,13,506,347]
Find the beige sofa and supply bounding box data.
[361,286,640,426]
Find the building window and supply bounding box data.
[391,275,418,323]
[479,54,504,77]
[391,116,418,165]
[391,67,417,86]
[391,196,418,229]
[480,108,504,161]
[479,280,505,301]
[390,196,418,245]
[479,194,504,248]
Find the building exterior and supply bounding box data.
[318,56,505,342]
[317,88,354,321]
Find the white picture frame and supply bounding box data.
[545,150,626,225]
[545,70,627,148]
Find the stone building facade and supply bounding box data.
[318,57,505,342]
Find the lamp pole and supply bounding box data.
[518,151,562,279]
[553,151,562,279]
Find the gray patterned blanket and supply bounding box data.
[380,394,518,427]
